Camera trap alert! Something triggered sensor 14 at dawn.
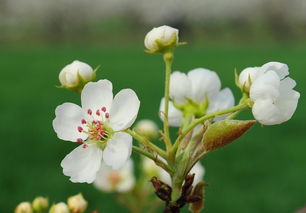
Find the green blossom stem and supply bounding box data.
[125,129,167,159]
[171,101,250,155]
[162,51,174,152]
[132,146,172,173]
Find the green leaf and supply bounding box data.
[203,120,256,152]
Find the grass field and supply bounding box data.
[0,43,305,213]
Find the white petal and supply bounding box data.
[61,144,102,183]
[207,88,235,114]
[187,68,221,103]
[238,67,261,90]
[71,60,93,81]
[52,103,88,142]
[116,160,135,192]
[81,80,113,116]
[103,132,132,170]
[252,99,282,125]
[250,71,280,101]
[109,89,140,131]
[159,98,183,127]
[169,71,192,104]
[274,79,300,123]
[261,62,289,79]
[93,163,113,192]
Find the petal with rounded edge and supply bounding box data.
[187,68,221,103]
[207,88,235,114]
[252,99,281,125]
[250,71,280,101]
[103,132,132,170]
[52,103,88,142]
[81,80,113,117]
[61,144,102,183]
[109,89,140,131]
[169,71,192,104]
[261,62,289,79]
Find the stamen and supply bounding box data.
[77,138,83,143]
[96,110,100,116]
[105,113,110,118]
[81,119,86,124]
[87,109,92,115]
[82,144,88,149]
[101,107,106,112]
[77,126,83,132]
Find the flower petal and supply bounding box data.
[81,80,113,117]
[103,132,132,170]
[109,89,140,131]
[187,68,221,103]
[52,103,88,142]
[207,88,235,114]
[250,71,280,101]
[169,71,192,104]
[252,99,281,125]
[261,62,289,79]
[61,144,102,183]
[159,98,183,127]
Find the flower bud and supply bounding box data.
[49,202,69,213]
[32,196,48,212]
[15,202,32,213]
[59,60,96,92]
[134,119,159,140]
[144,25,179,53]
[67,193,88,213]
[238,67,261,92]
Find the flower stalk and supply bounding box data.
[163,51,174,152]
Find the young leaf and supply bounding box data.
[203,120,256,152]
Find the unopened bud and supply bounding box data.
[58,60,96,92]
[238,67,260,92]
[49,202,69,213]
[32,196,48,212]
[135,119,159,140]
[67,193,88,213]
[144,25,179,53]
[15,202,32,213]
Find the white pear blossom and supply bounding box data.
[94,159,135,193]
[52,80,140,183]
[134,119,159,139]
[59,60,95,88]
[248,62,300,125]
[159,68,234,126]
[144,25,178,52]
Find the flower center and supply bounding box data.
[76,106,112,148]
[108,172,121,186]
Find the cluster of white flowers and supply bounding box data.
[160,68,234,126]
[239,62,300,125]
[51,25,300,200]
[53,80,140,183]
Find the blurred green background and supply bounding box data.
[1,0,306,212]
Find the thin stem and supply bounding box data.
[126,129,167,159]
[171,102,249,155]
[162,51,174,151]
[132,146,172,173]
